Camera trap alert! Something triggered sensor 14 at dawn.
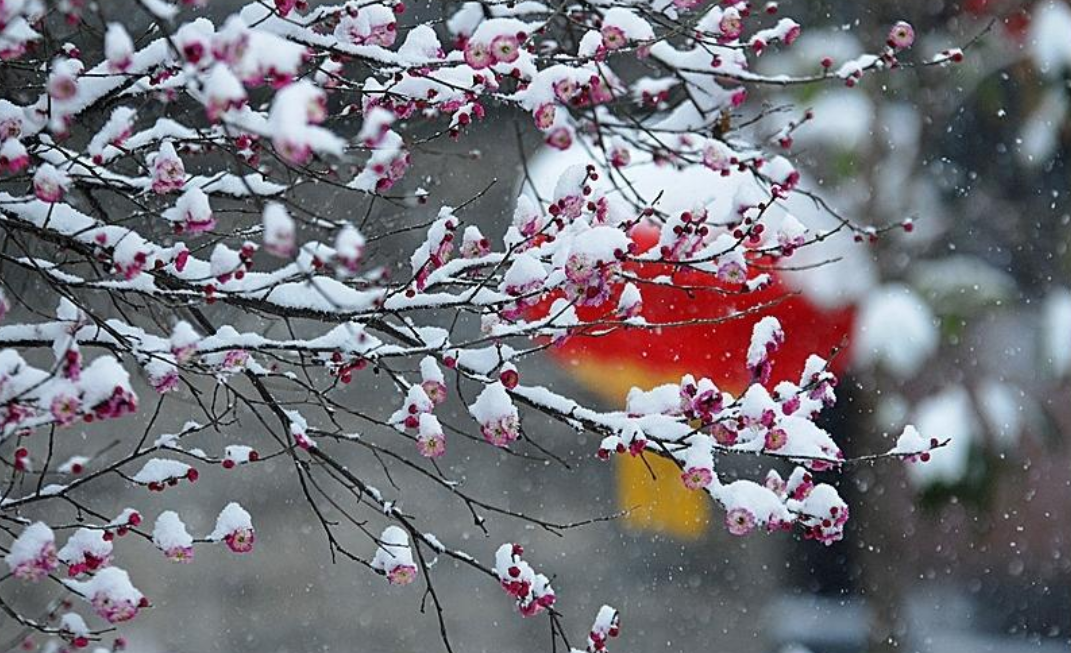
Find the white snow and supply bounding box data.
[853,284,938,379]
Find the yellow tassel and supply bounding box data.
[565,356,711,538]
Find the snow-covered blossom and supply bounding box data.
[0,3,983,645]
[460,225,491,259]
[203,64,246,121]
[6,523,58,581]
[150,142,186,194]
[416,413,446,458]
[59,528,113,576]
[268,81,342,165]
[33,163,70,203]
[371,526,417,586]
[0,137,28,172]
[335,6,397,48]
[262,203,296,257]
[469,382,520,447]
[208,503,255,554]
[104,23,134,71]
[153,511,194,563]
[47,58,81,103]
[411,210,457,289]
[494,543,555,617]
[419,356,447,406]
[164,187,215,234]
[334,225,366,275]
[587,605,621,652]
[66,567,145,624]
[747,317,784,384]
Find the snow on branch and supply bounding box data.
[0,1,975,651]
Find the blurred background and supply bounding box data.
[4,1,1070,652]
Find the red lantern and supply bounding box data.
[536,222,856,537]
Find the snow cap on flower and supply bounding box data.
[209,502,256,553]
[587,604,621,652]
[65,567,145,624]
[203,63,246,121]
[419,356,447,405]
[262,202,296,258]
[104,23,134,71]
[268,81,343,165]
[747,316,784,384]
[416,412,446,458]
[493,543,556,617]
[334,224,366,275]
[372,525,417,586]
[150,141,186,194]
[33,163,70,203]
[152,511,194,563]
[6,522,58,581]
[58,528,113,575]
[469,382,520,447]
[164,187,215,234]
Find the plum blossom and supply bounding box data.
[33,163,70,203]
[416,413,446,458]
[681,466,713,490]
[489,34,520,63]
[469,382,520,447]
[395,384,434,430]
[0,138,28,173]
[58,528,113,576]
[268,81,343,165]
[587,605,621,652]
[725,507,756,536]
[262,203,296,258]
[334,6,397,48]
[164,187,215,234]
[209,503,256,554]
[747,317,784,384]
[6,523,59,582]
[66,568,145,624]
[152,511,194,563]
[371,526,417,586]
[419,356,447,406]
[888,21,915,49]
[150,142,186,194]
[460,225,491,259]
[203,64,246,121]
[104,23,133,71]
[334,224,366,275]
[47,58,81,103]
[494,543,556,617]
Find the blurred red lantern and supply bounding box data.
[536,222,856,537]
